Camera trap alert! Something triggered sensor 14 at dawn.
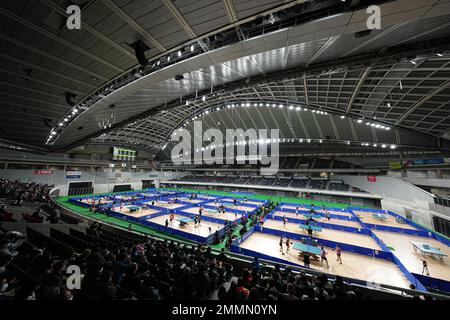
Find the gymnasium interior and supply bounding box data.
[1,0,450,302]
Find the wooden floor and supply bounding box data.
[374,230,450,281]
[205,202,256,212]
[182,207,241,221]
[221,199,262,206]
[143,201,186,210]
[262,219,380,250]
[240,232,411,289]
[147,213,223,237]
[113,206,160,218]
[272,211,363,229]
[354,210,417,230]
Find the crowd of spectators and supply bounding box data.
[219,260,370,300]
[0,225,234,300]
[0,179,52,205]
[0,179,57,223]
[0,223,431,301]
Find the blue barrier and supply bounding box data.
[268,215,369,235]
[276,206,356,221]
[364,223,431,237]
[432,233,450,247]
[280,202,352,213]
[391,255,427,292]
[412,273,450,293]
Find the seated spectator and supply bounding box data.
[235,278,249,299]
[0,205,16,222]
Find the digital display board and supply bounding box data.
[112,147,136,161]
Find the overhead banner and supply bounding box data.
[411,158,444,165]
[66,171,82,179]
[34,170,53,175]
[389,161,402,169]
[367,176,377,182]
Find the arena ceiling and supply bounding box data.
[1,0,450,156]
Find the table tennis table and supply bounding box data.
[410,241,448,262]
[372,213,388,221]
[293,242,321,257]
[175,217,194,227]
[127,205,140,213]
[298,224,322,234]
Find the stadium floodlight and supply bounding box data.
[278,104,283,108]
[381,144,387,148]
[390,145,396,149]
[190,45,195,52]
[295,107,301,111]
[357,119,363,123]
[289,105,294,110]
[387,102,391,108]
[272,104,276,108]
[340,115,345,119]
[177,50,182,57]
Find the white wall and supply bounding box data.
[380,198,434,229]
[335,175,435,203]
